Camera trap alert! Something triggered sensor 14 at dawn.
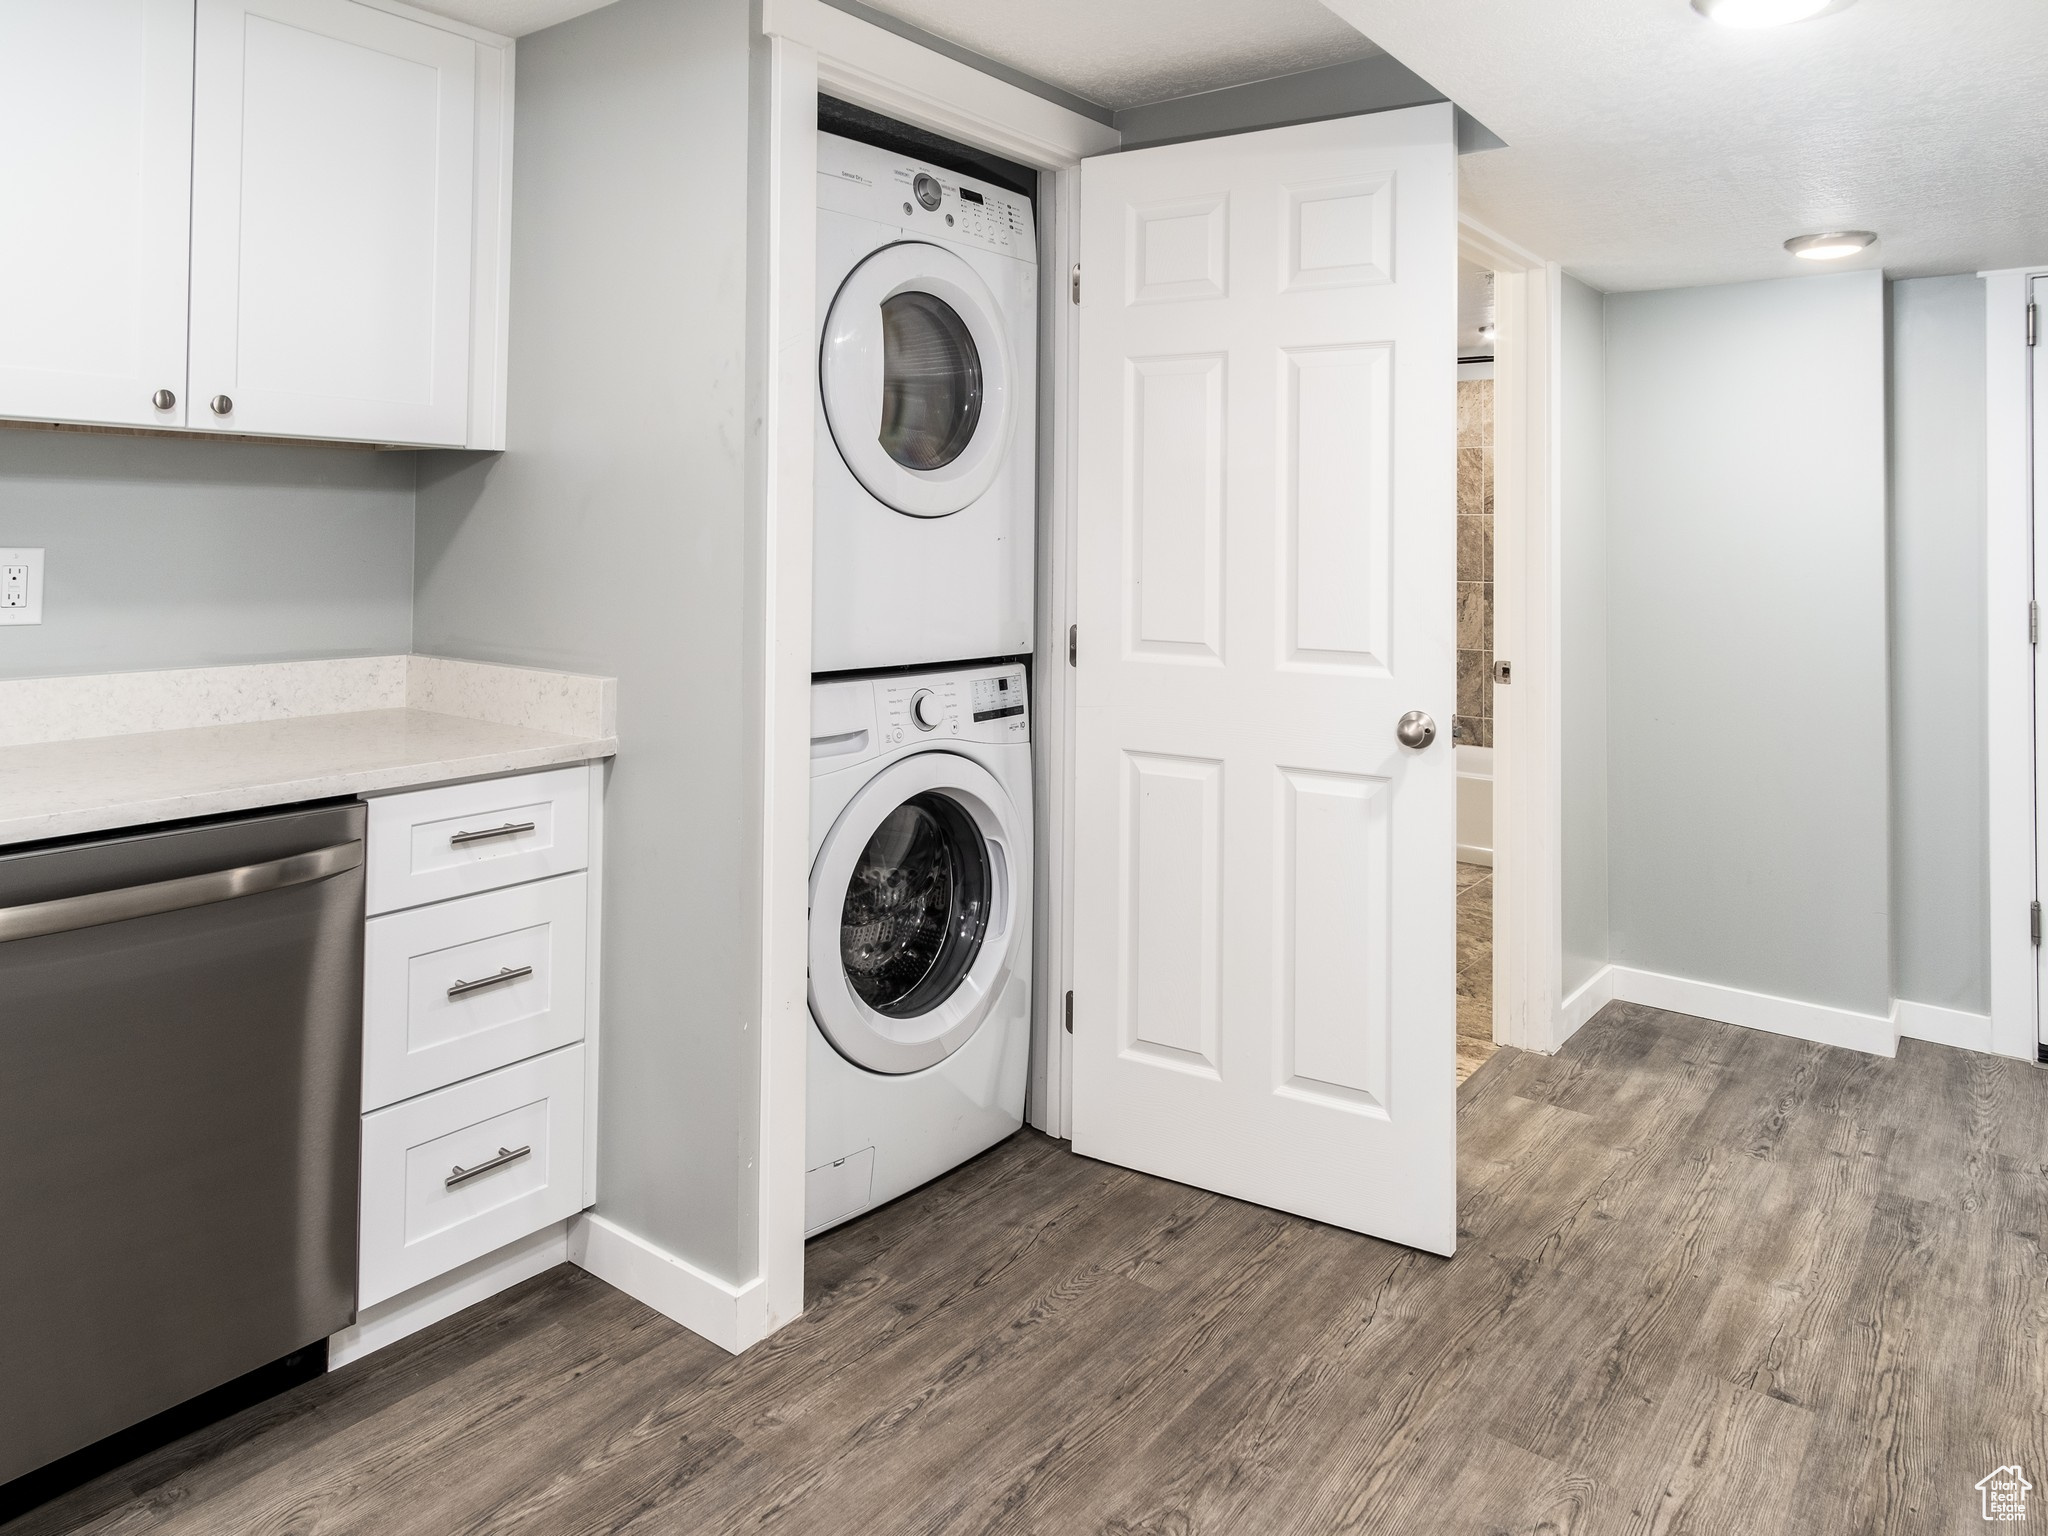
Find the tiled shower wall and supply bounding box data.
[1455,379,1494,747]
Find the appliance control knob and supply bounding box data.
[911,690,944,731]
[913,172,942,211]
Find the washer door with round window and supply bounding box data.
[809,753,1026,1075]
[819,241,1015,519]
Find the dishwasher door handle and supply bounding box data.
[0,840,364,944]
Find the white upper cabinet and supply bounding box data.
[0,0,195,430]
[0,0,511,449]
[190,0,477,446]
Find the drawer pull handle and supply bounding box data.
[447,1145,532,1187]
[447,964,534,998]
[450,821,536,846]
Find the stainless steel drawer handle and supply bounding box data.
[447,964,534,998]
[0,841,363,944]
[446,1145,532,1188]
[449,821,536,846]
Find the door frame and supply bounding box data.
[750,0,1569,1348]
[751,0,1114,1350]
[1984,266,2045,1062]
[1458,219,1572,1055]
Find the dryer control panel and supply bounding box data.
[818,131,1037,262]
[875,663,1029,749]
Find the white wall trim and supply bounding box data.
[1461,215,1567,1056]
[1556,963,1614,1046]
[1982,266,2043,1062]
[329,1219,570,1370]
[760,0,1118,166]
[1571,964,1999,1062]
[1895,998,1995,1055]
[569,1212,768,1357]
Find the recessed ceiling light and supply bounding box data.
[1691,0,1850,27]
[1784,231,1878,261]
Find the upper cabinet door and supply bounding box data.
[189,0,476,446]
[0,0,194,430]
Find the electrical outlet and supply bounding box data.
[0,548,44,625]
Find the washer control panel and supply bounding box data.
[875,663,1028,749]
[818,131,1035,260]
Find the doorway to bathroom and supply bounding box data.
[1455,259,1497,1083]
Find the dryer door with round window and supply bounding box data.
[809,752,1026,1075]
[819,241,1016,518]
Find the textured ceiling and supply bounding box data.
[1320,0,2048,291]
[403,0,618,37]
[850,0,1380,111]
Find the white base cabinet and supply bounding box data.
[0,0,511,448]
[354,763,603,1321]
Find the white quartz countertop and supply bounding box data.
[0,657,617,848]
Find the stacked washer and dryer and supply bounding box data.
[805,131,1039,1235]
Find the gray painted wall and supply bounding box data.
[1888,275,1990,1013]
[1603,270,1891,1017]
[0,431,413,679]
[412,0,761,1284]
[1559,276,1609,996]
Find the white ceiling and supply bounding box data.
[1320,0,2048,291]
[404,0,617,36]
[840,0,1380,111]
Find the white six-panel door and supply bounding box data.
[1070,105,1460,1255]
[0,0,195,430]
[189,0,476,445]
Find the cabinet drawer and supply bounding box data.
[365,767,589,914]
[363,873,587,1110]
[359,1045,585,1309]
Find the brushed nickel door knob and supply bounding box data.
[209,394,233,416]
[1396,710,1437,749]
[151,388,176,411]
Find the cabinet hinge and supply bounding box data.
[1071,264,1081,305]
[1068,624,1077,667]
[2029,302,2039,348]
[2033,900,2042,947]
[1064,990,1073,1033]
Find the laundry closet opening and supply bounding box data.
[802,99,1049,1239]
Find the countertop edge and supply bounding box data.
[0,734,617,850]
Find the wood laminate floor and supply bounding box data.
[13,1004,2047,1536]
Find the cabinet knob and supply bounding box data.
[151,388,176,411]
[209,394,233,417]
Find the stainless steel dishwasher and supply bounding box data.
[0,802,365,1486]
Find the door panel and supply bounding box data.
[0,0,193,429]
[1071,106,1458,1254]
[189,0,474,445]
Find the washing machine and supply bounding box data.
[813,132,1038,674]
[806,660,1032,1235]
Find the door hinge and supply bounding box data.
[1068,623,1077,667]
[1071,264,1081,305]
[2029,301,2039,347]
[2032,600,2040,645]
[1064,990,1073,1033]
[2033,900,2042,947]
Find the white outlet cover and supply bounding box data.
[0,547,45,626]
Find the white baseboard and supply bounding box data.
[568,1211,769,1356]
[329,1219,571,1370]
[1606,965,1897,1056]
[1456,844,1494,869]
[1556,964,1616,1048]
[1894,998,1994,1054]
